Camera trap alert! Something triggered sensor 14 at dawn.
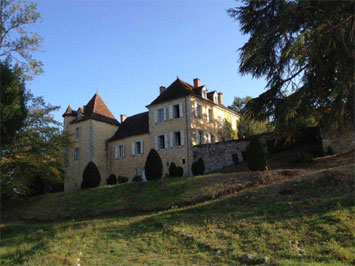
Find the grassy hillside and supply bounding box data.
[1,158,354,265]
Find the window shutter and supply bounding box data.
[141,140,144,154]
[195,130,199,145]
[154,110,158,123]
[194,102,198,117]
[132,142,135,155]
[215,136,218,143]
[169,105,173,120]
[179,103,183,117]
[164,108,167,121]
[201,131,205,144]
[122,145,125,158]
[170,132,174,148]
[115,145,118,159]
[164,134,168,149]
[206,108,210,121]
[155,136,158,150]
[180,130,185,146]
[207,133,211,143]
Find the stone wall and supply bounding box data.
[322,131,355,154]
[191,139,249,173]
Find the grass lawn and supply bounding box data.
[1,159,354,265]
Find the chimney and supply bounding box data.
[120,114,127,123]
[193,78,200,88]
[218,93,223,105]
[160,86,166,94]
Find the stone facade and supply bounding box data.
[63,77,240,191]
[322,130,355,154]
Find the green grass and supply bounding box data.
[1,165,354,265]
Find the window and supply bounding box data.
[158,108,165,122]
[196,130,203,145]
[159,135,165,149]
[197,104,202,118]
[202,89,207,99]
[173,104,180,119]
[115,145,125,159]
[174,131,181,146]
[74,148,79,160]
[76,127,80,138]
[206,132,211,143]
[214,95,218,104]
[207,108,213,122]
[182,159,186,164]
[132,141,143,155]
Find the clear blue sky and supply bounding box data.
[30,0,267,122]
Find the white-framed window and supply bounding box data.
[173,104,180,118]
[214,94,218,104]
[202,88,207,99]
[159,135,166,149]
[115,144,125,159]
[175,131,181,146]
[169,103,183,119]
[207,108,213,122]
[132,141,143,155]
[196,130,203,145]
[158,108,165,122]
[76,127,80,138]
[74,148,79,160]
[197,104,202,119]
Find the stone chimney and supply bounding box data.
[193,78,200,88]
[160,86,166,94]
[218,93,223,105]
[120,114,127,123]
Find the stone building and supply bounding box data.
[63,77,240,191]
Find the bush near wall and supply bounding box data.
[132,175,143,182]
[191,157,205,176]
[117,176,129,184]
[169,162,177,177]
[145,149,163,180]
[106,174,117,185]
[246,138,267,171]
[81,162,101,189]
[176,166,184,177]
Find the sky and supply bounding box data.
[29,0,268,122]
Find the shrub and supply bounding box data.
[232,153,239,165]
[145,149,163,180]
[326,145,335,155]
[241,150,248,161]
[191,157,205,175]
[169,162,177,177]
[294,151,313,164]
[245,138,266,171]
[106,174,117,185]
[81,161,101,189]
[117,175,129,184]
[132,175,143,182]
[176,166,184,177]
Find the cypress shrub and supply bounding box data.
[176,166,184,177]
[169,162,177,177]
[197,157,205,175]
[232,153,239,165]
[191,161,199,176]
[117,175,129,184]
[245,138,266,171]
[145,149,163,180]
[81,161,101,189]
[132,175,143,182]
[106,174,117,185]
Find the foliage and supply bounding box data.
[228,1,355,134]
[245,138,266,171]
[0,94,72,199]
[294,152,314,164]
[229,96,272,138]
[191,157,205,176]
[81,162,101,189]
[0,0,43,80]
[0,62,27,146]
[132,175,143,183]
[106,174,117,185]
[175,166,183,177]
[168,162,177,177]
[117,175,129,184]
[145,149,163,180]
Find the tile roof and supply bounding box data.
[109,112,149,141]
[62,105,77,117]
[69,93,120,126]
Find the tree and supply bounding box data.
[245,138,266,171]
[0,0,43,80]
[81,162,101,189]
[0,94,72,199]
[229,96,271,138]
[228,1,354,134]
[0,61,27,146]
[145,149,163,180]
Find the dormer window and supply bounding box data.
[214,94,219,104]
[202,88,207,99]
